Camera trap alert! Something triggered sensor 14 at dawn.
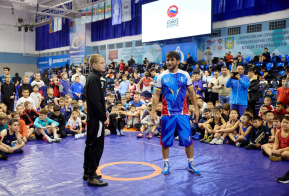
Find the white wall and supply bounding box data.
[0,8,36,54]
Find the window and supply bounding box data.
[227,27,241,36]
[117,43,123,49]
[269,20,286,30]
[50,52,55,56]
[66,50,70,54]
[126,42,132,48]
[146,43,154,46]
[93,46,99,51]
[109,44,114,49]
[100,45,106,50]
[61,51,65,55]
[209,29,221,38]
[41,53,45,57]
[135,41,143,47]
[247,24,262,33]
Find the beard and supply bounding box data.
[167,63,178,71]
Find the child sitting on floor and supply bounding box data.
[0,119,25,154]
[48,105,67,138]
[259,97,274,116]
[65,110,84,139]
[34,108,61,143]
[126,105,139,129]
[42,87,55,108]
[0,112,8,133]
[201,108,226,144]
[269,115,282,143]
[261,116,289,161]
[16,105,34,129]
[264,111,274,130]
[30,85,43,110]
[24,101,39,122]
[245,116,270,150]
[17,89,36,109]
[213,109,240,145]
[11,111,35,142]
[108,105,126,136]
[229,114,252,147]
[193,108,211,140]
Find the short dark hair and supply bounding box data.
[264,48,268,50]
[273,115,283,122]
[203,108,210,113]
[116,101,122,106]
[244,108,253,114]
[130,104,136,108]
[214,70,220,73]
[264,111,274,116]
[166,51,180,61]
[53,105,61,112]
[3,67,10,71]
[32,85,39,89]
[197,97,203,101]
[252,116,262,121]
[9,118,18,126]
[242,114,251,121]
[73,105,81,110]
[276,101,284,107]
[213,108,221,113]
[248,68,254,72]
[223,103,230,110]
[282,116,289,122]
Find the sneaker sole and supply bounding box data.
[161,172,170,175]
[269,156,282,162]
[188,169,201,175]
[277,179,289,183]
[87,181,108,187]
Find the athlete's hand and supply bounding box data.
[104,118,109,125]
[151,112,157,124]
[194,107,200,122]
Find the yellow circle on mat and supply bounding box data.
[96,162,162,181]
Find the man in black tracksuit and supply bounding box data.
[83,54,108,187]
[49,105,67,138]
[1,75,16,111]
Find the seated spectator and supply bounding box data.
[245,116,270,150]
[31,72,44,89]
[125,92,132,103]
[11,111,35,142]
[49,74,60,97]
[108,105,126,136]
[192,108,211,140]
[59,72,72,97]
[259,97,274,115]
[201,108,226,144]
[137,104,159,139]
[206,101,214,115]
[213,109,240,145]
[65,110,84,139]
[261,116,289,161]
[128,78,137,100]
[244,108,254,117]
[42,87,56,108]
[24,101,39,122]
[222,103,230,121]
[34,108,61,143]
[263,71,275,81]
[17,89,36,109]
[126,105,139,129]
[48,105,67,138]
[0,119,25,154]
[133,72,141,84]
[268,115,282,143]
[259,48,270,62]
[197,97,207,115]
[237,52,243,63]
[71,76,83,100]
[46,103,54,116]
[273,102,286,116]
[193,73,207,98]
[55,97,72,122]
[226,51,233,64]
[138,72,153,101]
[192,64,202,75]
[129,93,146,118]
[16,105,34,129]
[18,75,33,99]
[232,114,253,147]
[121,97,129,110]
[114,80,120,100]
[106,95,115,113]
[215,100,222,107]
[0,112,8,133]
[259,105,269,120]
[216,58,226,68]
[277,75,289,106]
[78,99,84,111]
[264,111,274,130]
[0,103,11,117]
[230,58,238,72]
[119,75,129,97]
[30,85,43,110]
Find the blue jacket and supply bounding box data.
[34,117,59,128]
[71,82,83,99]
[59,79,72,97]
[226,74,250,105]
[192,80,207,98]
[119,80,130,97]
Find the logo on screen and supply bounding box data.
[49,58,53,66]
[175,46,184,62]
[225,37,234,49]
[167,5,178,18]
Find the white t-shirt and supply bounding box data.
[30,92,42,108]
[67,117,81,130]
[17,97,36,108]
[31,80,44,88]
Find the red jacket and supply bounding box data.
[277,87,289,106]
[273,108,286,116]
[119,62,125,72]
[49,81,60,97]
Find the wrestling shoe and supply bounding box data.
[192,132,201,140]
[205,135,213,143]
[147,132,153,139]
[87,174,108,187]
[162,161,170,175]
[236,142,241,147]
[137,132,144,138]
[188,161,201,175]
[215,138,224,145]
[200,136,208,143]
[277,170,289,183]
[209,138,218,145]
[175,136,179,140]
[269,155,282,162]
[83,173,102,181]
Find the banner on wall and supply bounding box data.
[37,54,70,69]
[93,4,98,22]
[70,18,86,65]
[205,28,289,57]
[107,45,162,63]
[58,17,62,31]
[54,17,58,32]
[112,0,121,25]
[105,0,112,19]
[161,43,197,63]
[86,6,92,23]
[49,19,53,33]
[81,8,86,24]
[121,0,131,22]
[98,2,105,20]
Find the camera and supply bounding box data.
[231,72,238,79]
[195,85,199,88]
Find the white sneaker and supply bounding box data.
[209,138,218,145]
[236,142,241,147]
[175,136,179,140]
[53,137,62,142]
[46,137,53,143]
[75,133,84,139]
[215,138,224,145]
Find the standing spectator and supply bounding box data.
[1,75,15,111]
[128,55,135,67]
[128,78,137,99]
[119,75,129,97]
[192,64,202,75]
[187,53,194,65]
[247,68,260,115]
[237,52,243,63]
[149,68,159,95]
[226,51,233,65]
[259,48,271,62]
[138,72,153,101]
[216,66,231,105]
[226,65,250,116]
[204,47,212,66]
[41,72,50,86]
[129,93,146,118]
[13,73,21,99]
[231,58,238,72]
[192,73,207,98]
[119,60,125,72]
[49,74,60,97]
[208,70,220,105]
[18,76,33,99]
[216,58,226,69]
[59,72,72,97]
[71,76,84,100]
[277,73,289,106]
[71,67,86,87]
[31,73,44,88]
[202,70,213,102]
[0,67,13,84]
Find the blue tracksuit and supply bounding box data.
[59,79,72,97]
[71,82,83,99]
[119,80,130,97]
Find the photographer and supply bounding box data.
[226,65,250,116]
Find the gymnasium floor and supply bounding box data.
[0,130,288,196]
